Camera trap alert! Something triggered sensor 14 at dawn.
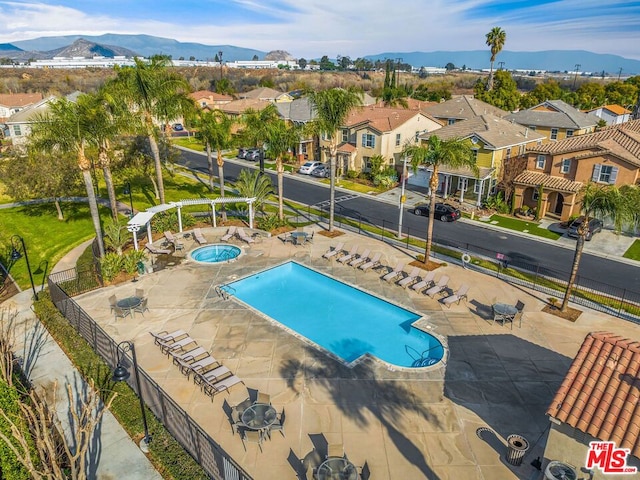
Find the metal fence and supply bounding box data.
[48,273,252,480]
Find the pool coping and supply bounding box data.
[217,259,448,373]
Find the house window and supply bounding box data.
[551,128,558,140]
[506,148,511,159]
[363,156,372,171]
[13,125,21,136]
[472,149,478,161]
[566,129,574,137]
[361,133,375,148]
[560,158,571,174]
[529,125,536,131]
[536,155,545,169]
[447,119,456,125]
[532,189,539,201]
[474,180,481,194]
[342,129,349,143]
[395,133,401,146]
[592,164,618,184]
[490,178,497,194]
[301,143,307,154]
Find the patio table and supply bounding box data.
[316,457,359,480]
[290,231,308,245]
[117,296,142,317]
[241,403,277,431]
[492,303,518,326]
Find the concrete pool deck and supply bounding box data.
[73,227,640,480]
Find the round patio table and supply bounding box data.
[492,303,518,324]
[117,296,141,310]
[241,403,277,430]
[290,231,308,245]
[316,457,359,480]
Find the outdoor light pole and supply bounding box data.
[112,341,151,452]
[10,235,38,300]
[397,155,408,238]
[123,182,134,218]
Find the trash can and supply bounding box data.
[136,261,145,276]
[505,434,529,466]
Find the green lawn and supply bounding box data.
[483,214,562,240]
[623,239,640,261]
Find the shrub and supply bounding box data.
[152,211,196,233]
[0,380,31,479]
[257,213,288,232]
[100,253,124,282]
[346,170,359,179]
[122,250,146,275]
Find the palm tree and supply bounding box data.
[30,98,106,256]
[234,168,274,214]
[560,184,627,312]
[307,88,363,231]
[485,27,506,91]
[264,119,302,220]
[401,135,476,266]
[240,104,280,161]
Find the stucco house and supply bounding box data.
[218,98,272,119]
[4,96,56,147]
[587,105,632,126]
[544,331,640,480]
[513,119,640,221]
[422,95,509,126]
[414,114,545,206]
[506,99,600,142]
[189,90,233,109]
[238,87,292,103]
[0,92,44,123]
[276,97,319,163]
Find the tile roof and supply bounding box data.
[238,87,287,100]
[547,331,640,459]
[276,97,315,123]
[218,98,271,115]
[420,113,545,148]
[600,104,632,115]
[422,95,509,121]
[527,119,640,168]
[506,99,600,129]
[0,92,44,108]
[514,171,583,193]
[190,90,232,102]
[337,142,357,153]
[343,106,424,133]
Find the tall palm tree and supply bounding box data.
[485,27,506,91]
[560,184,627,312]
[30,98,106,256]
[264,118,302,220]
[240,104,280,158]
[401,135,476,266]
[234,168,274,214]
[307,88,363,232]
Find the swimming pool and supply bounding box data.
[191,244,241,263]
[222,262,444,368]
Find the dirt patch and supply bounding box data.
[271,225,295,236]
[542,304,582,322]
[408,260,444,271]
[317,230,345,238]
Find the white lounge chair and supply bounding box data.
[236,227,255,244]
[164,231,184,251]
[425,275,450,298]
[397,267,422,288]
[194,365,231,389]
[348,249,370,268]
[442,284,470,307]
[322,242,345,260]
[177,355,219,378]
[193,228,208,245]
[145,243,171,255]
[150,329,187,346]
[203,375,244,398]
[171,346,208,366]
[410,271,436,293]
[220,226,237,242]
[382,261,406,282]
[159,336,197,356]
[337,245,358,264]
[359,252,382,271]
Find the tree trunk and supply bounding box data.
[82,169,105,256]
[329,143,337,232]
[148,133,164,203]
[206,143,214,192]
[100,147,118,221]
[487,61,495,91]
[149,174,159,200]
[54,198,64,220]
[217,147,227,221]
[277,156,284,221]
[561,219,588,311]
[424,166,439,264]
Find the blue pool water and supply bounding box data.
[223,262,444,368]
[191,244,241,263]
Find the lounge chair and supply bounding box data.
[359,252,382,271]
[164,231,184,251]
[410,271,436,293]
[150,329,187,346]
[397,267,422,288]
[177,355,219,378]
[145,243,171,255]
[348,248,370,268]
[425,275,450,298]
[322,242,345,260]
[193,228,208,245]
[159,336,197,356]
[382,261,406,282]
[442,284,470,307]
[236,227,255,244]
[171,346,208,366]
[194,365,231,389]
[220,226,237,242]
[337,245,358,264]
[203,374,244,398]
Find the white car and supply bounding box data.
[298,161,322,175]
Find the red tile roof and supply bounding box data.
[547,332,640,459]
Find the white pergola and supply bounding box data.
[126,197,256,251]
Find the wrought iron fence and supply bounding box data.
[48,274,252,480]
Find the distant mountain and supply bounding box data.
[50,39,138,59]
[0,43,22,53]
[365,50,640,75]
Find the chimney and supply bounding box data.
[524,127,529,138]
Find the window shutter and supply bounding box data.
[609,166,618,184]
[592,164,601,182]
[361,133,366,146]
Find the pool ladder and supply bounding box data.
[405,345,440,367]
[219,249,236,263]
[214,284,235,300]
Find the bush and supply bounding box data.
[346,170,359,179]
[0,380,31,479]
[100,253,124,282]
[257,213,288,232]
[122,249,146,275]
[152,211,196,233]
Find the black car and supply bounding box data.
[412,202,461,222]
[567,216,603,241]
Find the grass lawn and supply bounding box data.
[483,214,562,240]
[318,178,390,195]
[623,239,640,261]
[171,136,204,150]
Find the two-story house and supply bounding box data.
[189,90,233,110]
[238,87,293,103]
[513,119,640,220]
[318,106,443,175]
[414,114,545,206]
[506,99,600,142]
[276,97,319,163]
[0,93,44,123]
[422,95,509,126]
[218,98,272,119]
[4,96,57,148]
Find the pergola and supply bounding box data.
[126,197,256,251]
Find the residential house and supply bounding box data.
[276,97,319,163]
[0,93,44,123]
[4,96,57,147]
[217,98,272,119]
[422,95,509,126]
[415,114,545,206]
[544,331,640,479]
[587,104,632,126]
[373,98,438,114]
[513,119,640,221]
[238,87,293,103]
[317,106,443,175]
[506,99,600,142]
[190,90,233,109]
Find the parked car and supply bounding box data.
[299,161,322,175]
[412,202,461,222]
[237,147,248,159]
[567,216,603,241]
[244,148,261,161]
[172,123,184,131]
[311,164,329,178]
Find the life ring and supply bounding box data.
[461,253,471,263]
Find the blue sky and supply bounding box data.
[1,1,639,59]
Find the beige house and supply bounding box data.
[189,90,233,109]
[422,95,509,126]
[4,96,56,147]
[0,92,44,123]
[514,119,640,221]
[238,87,292,103]
[318,106,442,174]
[218,98,272,119]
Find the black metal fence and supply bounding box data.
[48,273,252,480]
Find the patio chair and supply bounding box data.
[108,294,118,313]
[360,461,371,480]
[241,429,264,452]
[177,354,219,378]
[150,329,187,346]
[382,261,406,282]
[164,231,184,251]
[397,267,422,288]
[220,226,237,242]
[171,346,208,366]
[236,227,255,244]
[358,252,382,271]
[425,275,450,298]
[193,228,208,245]
[256,391,271,405]
[113,305,131,321]
[134,297,149,316]
[135,288,145,299]
[410,271,436,293]
[337,245,358,264]
[442,284,470,307]
[202,374,244,399]
[278,233,293,244]
[268,407,285,438]
[515,300,525,312]
[194,365,231,389]
[159,336,197,356]
[322,242,345,260]
[348,248,370,268]
[327,443,345,459]
[145,243,171,255]
[307,231,314,243]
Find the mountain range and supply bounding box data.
[1,34,639,74]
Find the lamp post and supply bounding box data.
[123,182,134,218]
[10,235,38,300]
[112,341,151,452]
[218,50,223,80]
[397,155,408,238]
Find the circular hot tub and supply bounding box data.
[190,244,242,264]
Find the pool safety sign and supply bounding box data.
[586,441,637,474]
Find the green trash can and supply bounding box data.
[136,261,145,275]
